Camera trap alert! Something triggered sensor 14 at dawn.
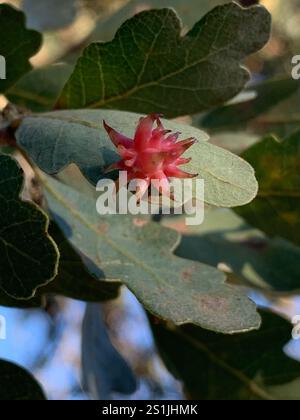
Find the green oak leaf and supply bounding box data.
[235,131,300,247]
[0,289,42,308]
[0,4,42,93]
[89,0,229,44]
[56,4,271,117]
[0,360,46,400]
[151,311,300,400]
[82,303,137,399]
[201,78,300,132]
[174,209,300,293]
[7,64,73,112]
[249,82,300,139]
[0,154,59,299]
[16,109,258,208]
[41,173,260,334]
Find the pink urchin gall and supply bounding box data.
[103,114,197,200]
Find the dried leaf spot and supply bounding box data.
[198,295,229,312]
[97,223,109,235]
[133,218,149,228]
[182,265,198,282]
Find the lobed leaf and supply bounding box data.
[0,154,59,299]
[152,311,300,400]
[90,0,230,44]
[201,78,299,132]
[7,64,73,112]
[16,109,258,208]
[81,303,137,399]
[0,4,42,93]
[57,4,271,117]
[174,209,300,293]
[0,360,46,400]
[41,174,261,334]
[235,131,300,247]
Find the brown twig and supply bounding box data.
[0,102,31,147]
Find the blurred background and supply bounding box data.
[1,0,300,400]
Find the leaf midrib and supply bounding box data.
[8,88,54,106]
[175,328,277,401]
[42,175,173,288]
[31,114,255,199]
[86,43,237,110]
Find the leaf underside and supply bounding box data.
[16,109,258,208]
[42,173,261,334]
